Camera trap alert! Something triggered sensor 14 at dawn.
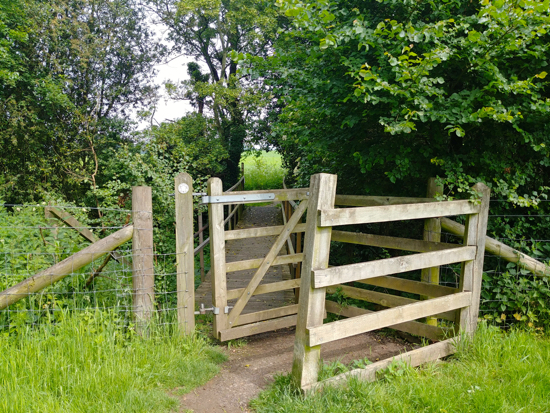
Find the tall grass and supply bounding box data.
[241,151,286,190]
[0,310,225,413]
[251,323,550,413]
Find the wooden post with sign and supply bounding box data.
[175,173,195,334]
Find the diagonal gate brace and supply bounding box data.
[227,199,309,326]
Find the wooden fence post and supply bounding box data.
[291,173,337,389]
[132,186,155,330]
[208,177,229,339]
[198,212,205,281]
[44,205,59,239]
[421,177,443,326]
[175,173,195,334]
[458,183,490,334]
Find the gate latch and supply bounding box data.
[194,304,233,315]
[201,193,275,204]
[194,303,220,315]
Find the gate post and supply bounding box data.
[458,183,490,334]
[208,177,229,339]
[291,173,337,389]
[421,177,444,326]
[175,173,195,334]
[132,186,155,331]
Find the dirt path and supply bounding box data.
[178,204,419,413]
[178,327,416,413]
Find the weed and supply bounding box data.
[241,151,286,191]
[227,338,247,350]
[251,323,550,413]
[0,310,225,413]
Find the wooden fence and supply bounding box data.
[290,173,491,391]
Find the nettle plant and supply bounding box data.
[481,264,550,331]
[0,203,121,332]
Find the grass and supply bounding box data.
[0,310,226,413]
[251,323,550,413]
[241,151,286,190]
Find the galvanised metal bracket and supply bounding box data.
[194,304,233,315]
[195,303,220,315]
[201,193,275,204]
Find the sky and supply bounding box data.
[152,54,194,124]
[133,20,196,129]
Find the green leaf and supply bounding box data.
[468,30,481,42]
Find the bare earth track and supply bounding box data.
[180,204,418,413]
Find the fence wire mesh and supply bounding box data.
[0,203,188,334]
[1,200,549,335]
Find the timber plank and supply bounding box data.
[441,217,550,277]
[220,314,298,341]
[234,304,299,327]
[314,247,476,288]
[225,223,307,240]
[335,194,436,207]
[326,285,456,322]
[175,173,195,334]
[292,173,337,389]
[226,253,304,273]
[324,300,452,342]
[303,338,457,392]
[331,230,459,252]
[357,275,459,298]
[208,178,229,337]
[319,200,481,227]
[307,292,471,347]
[226,278,301,300]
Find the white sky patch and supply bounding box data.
[133,18,198,129]
[153,54,194,123]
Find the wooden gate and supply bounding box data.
[205,177,310,341]
[291,173,490,391]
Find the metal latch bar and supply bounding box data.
[194,303,220,315]
[202,193,275,204]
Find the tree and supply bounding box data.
[248,0,550,209]
[0,0,162,203]
[151,0,282,185]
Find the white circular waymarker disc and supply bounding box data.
[178,183,189,194]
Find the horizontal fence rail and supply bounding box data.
[319,200,481,227]
[313,246,477,288]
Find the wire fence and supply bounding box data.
[437,215,550,331]
[1,199,549,335]
[0,203,186,333]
